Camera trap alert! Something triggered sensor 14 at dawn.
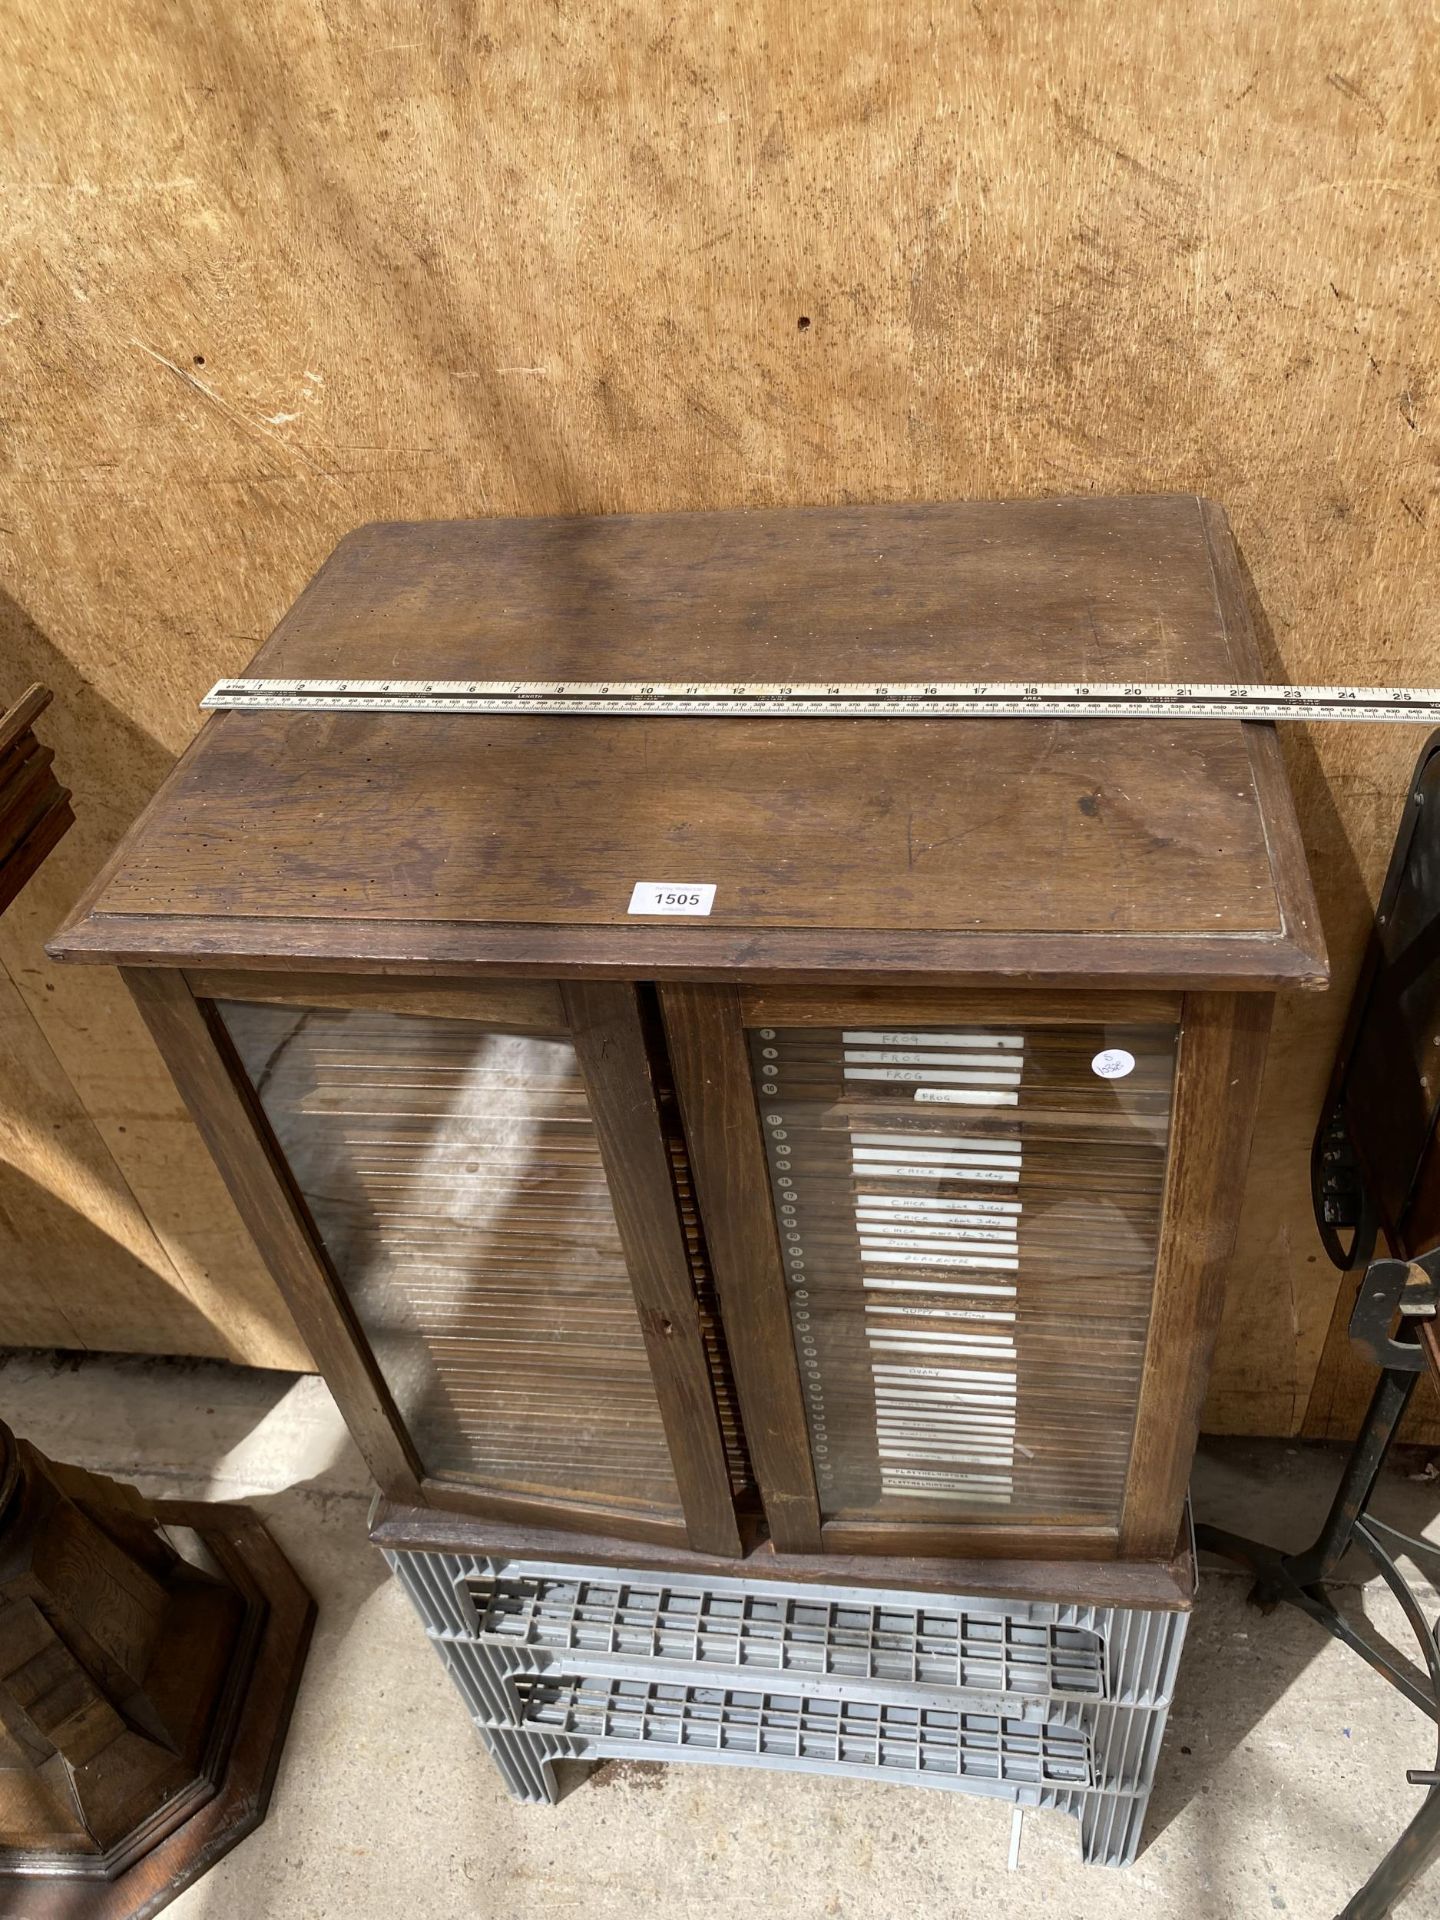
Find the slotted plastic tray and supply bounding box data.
[512,1673,1093,1783]
[394,1550,1186,1711]
[383,1543,1190,1868]
[476,1574,1106,1699]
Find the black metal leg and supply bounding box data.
[1195,1517,1440,1720]
[1339,1784,1440,1920]
[1287,1369,1420,1588]
[1198,1357,1440,1916]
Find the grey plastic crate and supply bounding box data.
[384,1546,1188,1868]
[391,1551,1185,1711]
[425,1630,1167,1868]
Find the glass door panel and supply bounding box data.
[749,1020,1176,1526]
[217,1000,684,1520]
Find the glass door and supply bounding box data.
[662,986,1183,1555]
[170,973,747,1554]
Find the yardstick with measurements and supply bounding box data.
[202,677,1440,723]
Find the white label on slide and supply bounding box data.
[914,1088,1019,1106]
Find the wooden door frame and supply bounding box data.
[659,984,824,1552]
[1117,991,1273,1552]
[663,981,1270,1561]
[127,966,742,1554]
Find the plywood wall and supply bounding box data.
[2,2,1436,1421]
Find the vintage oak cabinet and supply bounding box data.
[51,496,1324,1586]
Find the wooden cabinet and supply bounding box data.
[50,496,1324,1581]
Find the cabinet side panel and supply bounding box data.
[1119,992,1274,1553]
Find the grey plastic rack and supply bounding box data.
[481,1575,1107,1700]
[395,1554,1185,1709]
[384,1547,1189,1869]
[513,1673,1093,1782]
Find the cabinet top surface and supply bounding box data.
[54,495,1325,988]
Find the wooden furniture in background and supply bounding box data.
[0,690,314,1916]
[52,497,1324,1584]
[0,688,73,920]
[0,1432,313,1918]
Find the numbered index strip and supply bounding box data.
[754,1030,827,1485]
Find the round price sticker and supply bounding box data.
[1091,1048,1136,1080]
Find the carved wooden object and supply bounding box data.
[3,688,314,1915]
[0,1427,314,1914]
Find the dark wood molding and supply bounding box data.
[0,1438,313,1919]
[54,910,1327,992]
[0,683,72,916]
[659,984,823,1552]
[739,986,1185,1028]
[562,983,743,1557]
[1119,991,1275,1553]
[369,1498,1196,1612]
[185,968,565,1030]
[818,1520,1120,1560]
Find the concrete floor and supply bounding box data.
[6,1353,1440,1919]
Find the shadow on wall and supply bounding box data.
[0,586,308,1364]
[0,1162,221,1353]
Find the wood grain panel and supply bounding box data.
[1120,993,1276,1550]
[660,984,823,1550]
[61,501,1306,975]
[562,981,743,1555]
[0,1,1431,1422]
[186,969,564,1029]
